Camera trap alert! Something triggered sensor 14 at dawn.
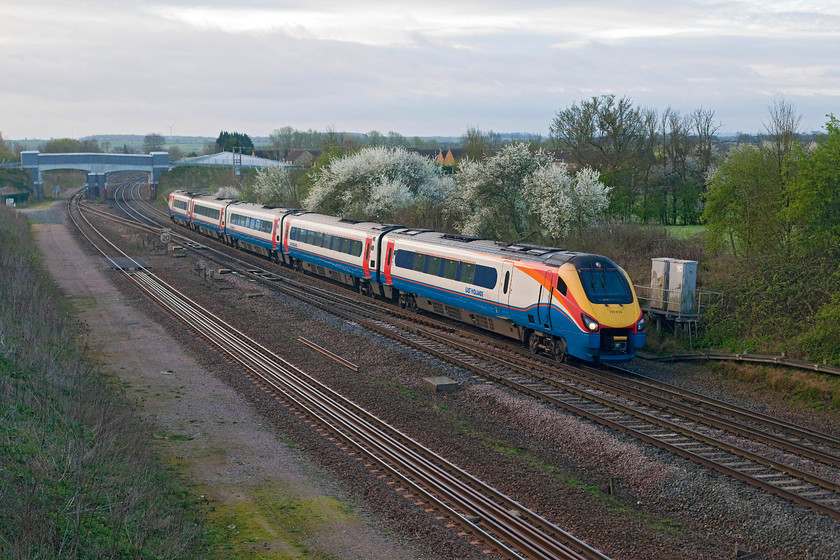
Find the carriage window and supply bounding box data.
[474,265,497,289]
[194,205,220,220]
[459,262,475,284]
[395,249,413,269]
[413,253,426,272]
[442,258,458,280]
[428,256,442,276]
[503,271,510,294]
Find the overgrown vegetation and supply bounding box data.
[712,362,840,412]
[158,165,256,196]
[700,113,840,362]
[0,207,210,559]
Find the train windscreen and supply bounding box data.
[578,267,633,305]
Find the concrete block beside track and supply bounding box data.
[423,376,459,394]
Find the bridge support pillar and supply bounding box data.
[86,172,106,199]
[21,151,44,199]
[149,182,158,201]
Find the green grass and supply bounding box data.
[204,487,353,559]
[663,224,706,239]
[713,362,840,411]
[0,204,212,559]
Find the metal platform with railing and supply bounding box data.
[634,258,721,347]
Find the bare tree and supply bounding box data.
[143,133,166,153]
[322,125,343,150]
[763,96,802,176]
[269,126,294,158]
[692,107,721,174]
[366,130,384,147]
[460,126,502,161]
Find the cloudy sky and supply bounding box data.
[2,0,838,140]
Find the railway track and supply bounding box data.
[70,183,609,559]
[104,179,840,522]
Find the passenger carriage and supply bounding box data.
[381,231,518,334]
[223,201,289,262]
[168,190,195,227]
[189,195,231,239]
[282,213,401,295]
[380,232,645,362]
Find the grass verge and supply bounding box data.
[0,205,211,559]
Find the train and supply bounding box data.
[169,190,646,362]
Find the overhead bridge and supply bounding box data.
[21,151,170,199]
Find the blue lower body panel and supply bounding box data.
[288,247,369,281]
[229,230,273,251]
[390,275,504,320]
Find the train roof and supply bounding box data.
[389,229,615,269]
[289,212,402,235]
[225,200,290,216]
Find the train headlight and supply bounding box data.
[637,317,646,332]
[581,313,600,333]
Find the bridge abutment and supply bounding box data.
[21,151,44,198]
[86,173,107,199]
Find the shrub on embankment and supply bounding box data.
[0,206,209,559]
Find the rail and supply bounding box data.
[640,351,840,376]
[74,184,606,560]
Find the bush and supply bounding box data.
[701,252,839,360]
[797,293,840,366]
[557,220,707,286]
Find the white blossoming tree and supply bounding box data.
[522,164,611,238]
[252,165,299,208]
[454,142,551,240]
[214,186,241,199]
[304,146,454,226]
[454,142,610,242]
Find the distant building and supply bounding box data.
[284,149,321,168]
[435,149,457,165]
[179,151,290,169]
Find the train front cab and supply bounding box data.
[555,258,646,362]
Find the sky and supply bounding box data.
[1,0,838,141]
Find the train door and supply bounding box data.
[282,219,292,252]
[271,218,280,252]
[499,261,514,319]
[362,237,372,279]
[383,240,395,285]
[537,269,555,330]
